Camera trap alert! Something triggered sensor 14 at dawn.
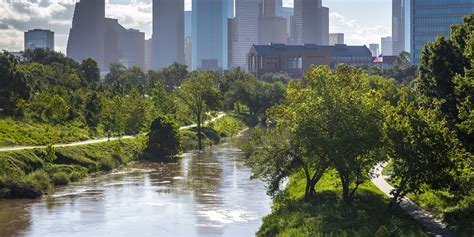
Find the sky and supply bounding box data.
[0,0,392,53]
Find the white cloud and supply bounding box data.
[330,12,389,46]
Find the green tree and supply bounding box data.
[79,58,100,86]
[84,92,102,129]
[0,51,30,114]
[416,14,473,150]
[143,115,182,161]
[161,62,188,90]
[382,88,465,204]
[175,72,220,150]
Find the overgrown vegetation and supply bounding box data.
[0,138,143,198]
[257,171,429,236]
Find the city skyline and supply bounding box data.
[0,0,391,53]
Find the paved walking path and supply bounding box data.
[0,113,225,152]
[371,162,455,237]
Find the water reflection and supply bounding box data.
[0,135,271,236]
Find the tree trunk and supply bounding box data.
[341,178,351,205]
[197,115,202,151]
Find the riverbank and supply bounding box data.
[0,113,244,199]
[257,170,430,236]
[382,161,473,236]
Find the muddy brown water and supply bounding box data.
[0,135,271,237]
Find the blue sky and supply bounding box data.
[0,0,391,52]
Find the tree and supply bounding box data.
[0,51,30,115]
[79,58,100,86]
[248,65,386,203]
[416,13,473,150]
[175,72,220,150]
[22,48,79,68]
[382,88,465,204]
[143,115,182,161]
[225,77,285,123]
[84,92,102,129]
[161,62,188,90]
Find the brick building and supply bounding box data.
[248,43,372,78]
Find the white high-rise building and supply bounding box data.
[233,0,262,70]
[381,36,393,56]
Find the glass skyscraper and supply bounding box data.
[411,0,474,64]
[24,29,54,51]
[192,0,230,70]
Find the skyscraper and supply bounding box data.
[145,39,153,71]
[67,0,105,68]
[411,0,474,64]
[329,33,344,45]
[276,1,293,43]
[153,0,185,69]
[258,0,288,45]
[233,0,262,70]
[392,0,405,56]
[381,36,393,55]
[24,29,54,51]
[294,0,329,45]
[104,18,145,69]
[369,44,380,57]
[193,0,229,70]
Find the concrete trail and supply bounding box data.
[0,113,226,152]
[371,162,455,237]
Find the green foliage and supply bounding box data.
[143,115,182,161]
[24,169,51,191]
[250,65,385,203]
[79,58,100,86]
[44,144,56,163]
[0,51,30,114]
[416,13,474,151]
[257,171,429,237]
[212,115,245,137]
[51,172,70,186]
[175,72,220,150]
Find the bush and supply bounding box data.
[99,157,115,171]
[51,172,70,186]
[69,171,82,182]
[212,115,244,137]
[143,115,182,161]
[24,169,51,191]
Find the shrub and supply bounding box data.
[24,170,50,191]
[143,115,182,161]
[69,171,82,182]
[99,157,115,171]
[51,172,70,186]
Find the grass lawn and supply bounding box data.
[0,118,98,147]
[257,170,431,237]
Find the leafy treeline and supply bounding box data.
[246,14,473,235]
[0,49,286,147]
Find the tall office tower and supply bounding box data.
[104,18,145,69]
[67,0,105,68]
[392,0,405,56]
[185,36,193,69]
[233,0,261,70]
[411,0,474,64]
[228,18,235,69]
[294,0,329,45]
[258,0,288,45]
[24,29,54,50]
[193,0,229,70]
[381,36,393,55]
[153,0,185,69]
[369,43,380,57]
[276,1,293,43]
[185,11,192,39]
[329,33,344,45]
[145,39,153,70]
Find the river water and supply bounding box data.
[0,135,271,237]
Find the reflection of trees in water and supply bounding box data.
[0,200,33,236]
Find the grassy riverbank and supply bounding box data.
[0,138,144,198]
[257,170,430,237]
[0,113,246,199]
